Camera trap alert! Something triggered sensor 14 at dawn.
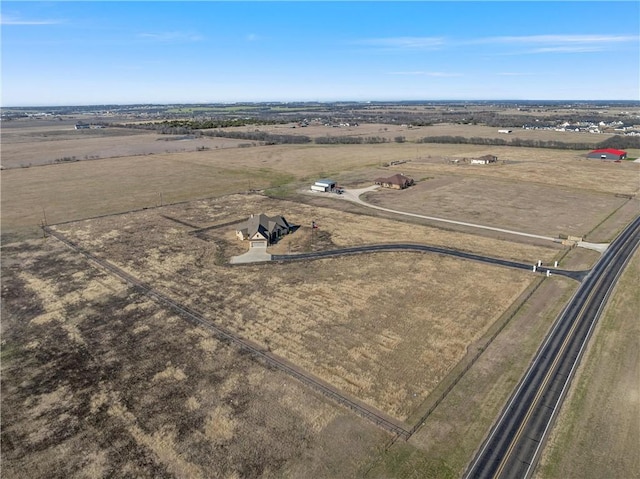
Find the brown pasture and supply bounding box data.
[396,147,640,195]
[4,135,637,243]
[222,121,617,145]
[50,194,543,420]
[1,239,388,479]
[2,116,636,478]
[362,175,629,238]
[1,127,250,168]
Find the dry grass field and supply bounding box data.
[362,175,629,238]
[2,116,637,478]
[0,126,249,168]
[362,274,580,478]
[49,194,547,420]
[1,239,389,479]
[6,132,635,243]
[394,148,640,196]
[534,249,640,479]
[248,122,617,145]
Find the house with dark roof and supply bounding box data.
[236,214,292,246]
[587,148,627,160]
[374,173,415,189]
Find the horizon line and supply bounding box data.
[4,99,640,109]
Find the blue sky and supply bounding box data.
[2,1,639,106]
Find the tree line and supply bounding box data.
[417,135,640,151]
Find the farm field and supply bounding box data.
[248,121,617,145]
[361,175,629,238]
[4,132,637,243]
[50,194,548,419]
[2,112,638,479]
[0,126,249,169]
[1,239,388,479]
[396,149,640,195]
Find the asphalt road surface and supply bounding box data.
[273,243,588,281]
[464,214,640,479]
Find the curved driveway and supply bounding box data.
[272,243,588,281]
[336,186,608,253]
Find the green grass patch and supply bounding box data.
[362,442,456,479]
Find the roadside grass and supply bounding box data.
[365,275,579,478]
[360,442,456,479]
[534,249,640,479]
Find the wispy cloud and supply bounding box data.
[388,71,462,77]
[473,34,638,54]
[246,33,260,42]
[0,14,64,25]
[137,31,204,42]
[356,36,446,51]
[477,34,638,45]
[359,33,637,55]
[528,46,605,54]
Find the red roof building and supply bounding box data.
[587,148,627,160]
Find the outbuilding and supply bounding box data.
[311,179,337,192]
[587,148,627,160]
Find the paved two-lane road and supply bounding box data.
[464,214,640,479]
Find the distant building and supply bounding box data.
[75,123,90,130]
[470,154,498,165]
[236,214,293,247]
[586,148,627,160]
[311,179,337,192]
[374,173,415,189]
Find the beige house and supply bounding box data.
[470,154,498,165]
[374,173,415,189]
[236,214,292,247]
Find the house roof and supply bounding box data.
[589,148,627,155]
[245,214,290,239]
[315,179,336,186]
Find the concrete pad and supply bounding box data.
[229,243,272,264]
[577,241,610,253]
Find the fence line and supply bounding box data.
[44,226,411,440]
